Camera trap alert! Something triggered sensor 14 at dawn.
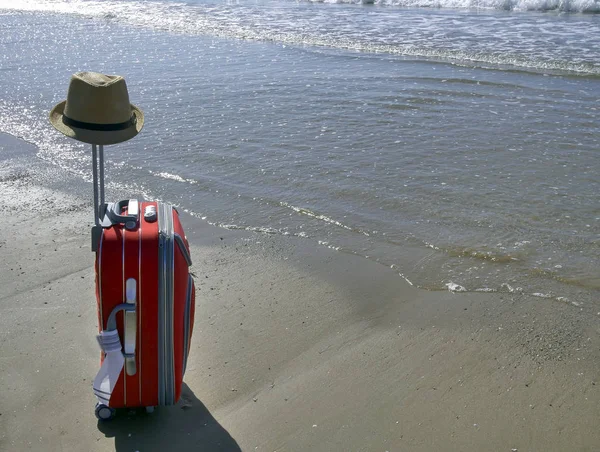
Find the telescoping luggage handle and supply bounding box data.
[89,143,141,251]
[88,143,192,266]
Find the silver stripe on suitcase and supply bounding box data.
[157,202,176,406]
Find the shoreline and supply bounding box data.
[1,132,599,451]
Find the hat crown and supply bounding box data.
[63,72,132,125]
[49,71,144,145]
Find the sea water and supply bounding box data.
[0,0,598,307]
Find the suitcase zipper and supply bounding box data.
[183,274,193,376]
[157,203,166,406]
[165,204,175,405]
[98,232,105,328]
[122,218,126,406]
[138,205,143,404]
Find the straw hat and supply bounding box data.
[49,72,144,145]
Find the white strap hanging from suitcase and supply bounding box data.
[93,278,137,405]
[93,330,125,405]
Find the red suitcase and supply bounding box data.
[92,199,195,420]
[46,75,196,421]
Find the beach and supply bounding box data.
[1,0,600,449]
[1,132,599,451]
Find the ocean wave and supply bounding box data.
[3,0,597,19]
[307,0,600,13]
[1,0,599,75]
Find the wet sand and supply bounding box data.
[1,133,599,451]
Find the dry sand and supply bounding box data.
[1,132,599,451]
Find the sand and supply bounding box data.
[1,132,599,452]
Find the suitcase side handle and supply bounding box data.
[124,278,137,376]
[102,279,137,377]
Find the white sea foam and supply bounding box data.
[399,273,414,286]
[446,282,467,292]
[531,292,553,298]
[149,170,197,184]
[3,0,598,14]
[280,201,366,234]
[499,283,524,293]
[308,0,600,12]
[318,240,342,251]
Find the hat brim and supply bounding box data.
[49,100,144,145]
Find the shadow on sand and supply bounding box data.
[97,383,240,451]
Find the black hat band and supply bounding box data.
[62,114,136,131]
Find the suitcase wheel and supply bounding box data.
[145,406,155,414]
[95,402,116,421]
